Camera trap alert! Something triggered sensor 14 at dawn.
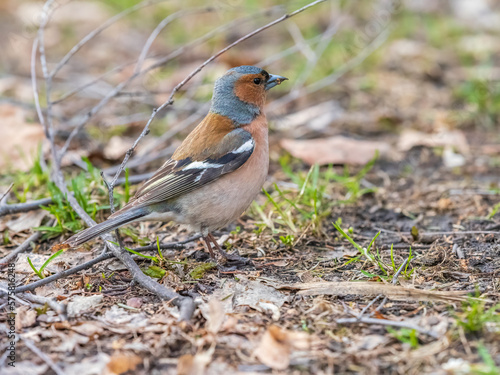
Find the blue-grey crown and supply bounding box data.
[228,66,264,75]
[209,66,264,126]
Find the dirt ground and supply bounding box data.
[1,1,499,374]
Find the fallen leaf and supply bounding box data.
[15,306,37,329]
[104,136,134,160]
[233,278,288,321]
[205,299,225,334]
[278,281,476,303]
[398,129,469,154]
[6,210,47,232]
[102,305,148,329]
[63,353,110,375]
[177,346,214,375]
[280,136,390,166]
[348,334,388,352]
[276,101,344,135]
[0,104,45,170]
[254,325,311,370]
[442,146,466,168]
[126,297,143,309]
[67,295,103,317]
[72,322,103,338]
[106,352,142,375]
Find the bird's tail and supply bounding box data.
[63,208,146,248]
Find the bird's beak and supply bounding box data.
[265,74,288,91]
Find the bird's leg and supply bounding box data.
[201,236,216,259]
[202,235,237,272]
[207,233,252,266]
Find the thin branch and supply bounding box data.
[357,294,381,319]
[392,258,409,284]
[0,231,42,267]
[336,316,439,339]
[0,183,13,204]
[34,1,196,322]
[14,252,112,293]
[0,197,53,217]
[374,227,500,237]
[50,0,169,79]
[267,27,390,113]
[52,6,282,105]
[58,7,214,159]
[18,292,66,318]
[23,339,66,375]
[13,235,199,294]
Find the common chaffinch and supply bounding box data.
[64,66,288,266]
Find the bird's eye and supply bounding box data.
[253,78,261,85]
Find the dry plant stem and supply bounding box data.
[23,338,66,375]
[13,235,200,294]
[53,6,281,106]
[268,27,390,112]
[373,258,410,314]
[0,197,54,217]
[336,316,439,339]
[0,183,13,204]
[58,7,215,159]
[392,258,409,284]
[19,293,66,318]
[15,252,113,293]
[51,0,169,78]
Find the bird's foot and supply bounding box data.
[218,249,253,267]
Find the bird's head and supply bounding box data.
[210,65,288,126]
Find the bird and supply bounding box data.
[63,65,288,267]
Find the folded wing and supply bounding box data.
[110,129,254,217]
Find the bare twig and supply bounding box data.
[52,6,282,106]
[13,235,200,294]
[374,227,500,237]
[357,294,382,319]
[0,231,43,267]
[58,7,215,159]
[0,197,53,217]
[19,293,66,318]
[0,183,13,204]
[23,339,66,375]
[51,0,169,79]
[33,1,198,321]
[336,316,439,339]
[268,27,390,113]
[392,258,409,284]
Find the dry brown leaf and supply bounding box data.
[0,104,44,170]
[278,282,472,302]
[6,210,47,232]
[254,325,311,370]
[126,297,143,309]
[280,136,390,166]
[177,346,214,375]
[106,352,142,375]
[15,306,37,329]
[205,299,225,334]
[398,129,469,154]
